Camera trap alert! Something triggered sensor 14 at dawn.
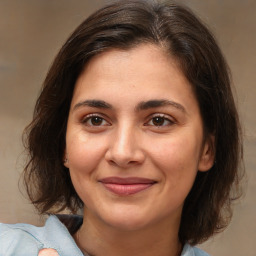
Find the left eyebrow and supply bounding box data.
[135,99,186,113]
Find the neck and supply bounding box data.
[74,210,182,256]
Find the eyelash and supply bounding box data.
[144,114,175,127]
[81,113,110,127]
[81,113,175,128]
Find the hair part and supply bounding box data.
[23,0,244,245]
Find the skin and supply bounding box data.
[38,249,59,256]
[64,44,214,256]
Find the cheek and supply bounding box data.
[66,132,107,176]
[151,133,200,163]
[66,133,108,204]
[148,133,202,185]
[149,135,202,210]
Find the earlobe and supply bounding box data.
[63,151,69,168]
[63,157,69,168]
[198,135,215,172]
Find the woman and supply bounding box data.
[0,0,243,255]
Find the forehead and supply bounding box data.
[74,44,186,89]
[71,44,199,114]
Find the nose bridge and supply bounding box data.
[116,121,134,152]
[105,120,145,167]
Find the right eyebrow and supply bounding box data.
[72,99,113,112]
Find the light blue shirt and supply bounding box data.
[0,216,209,256]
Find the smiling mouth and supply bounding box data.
[99,177,156,196]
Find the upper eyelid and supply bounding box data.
[147,113,176,121]
[81,113,109,120]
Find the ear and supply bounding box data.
[198,135,215,172]
[63,150,69,168]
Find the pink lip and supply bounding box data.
[99,177,156,196]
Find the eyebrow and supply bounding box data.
[73,100,113,111]
[135,99,186,113]
[72,99,186,113]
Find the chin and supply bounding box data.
[107,217,149,231]
[100,208,152,231]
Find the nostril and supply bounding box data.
[107,158,142,168]
[108,159,116,166]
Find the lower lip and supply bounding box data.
[101,183,154,196]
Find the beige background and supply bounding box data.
[0,1,255,255]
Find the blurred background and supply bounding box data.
[0,0,255,255]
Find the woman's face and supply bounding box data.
[65,44,214,231]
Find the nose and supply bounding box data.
[105,125,145,168]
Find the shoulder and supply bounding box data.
[0,215,83,256]
[182,244,210,256]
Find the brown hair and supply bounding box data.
[23,0,243,245]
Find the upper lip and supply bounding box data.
[99,177,156,185]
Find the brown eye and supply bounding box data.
[82,115,109,127]
[90,116,103,126]
[152,116,165,126]
[145,114,174,127]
